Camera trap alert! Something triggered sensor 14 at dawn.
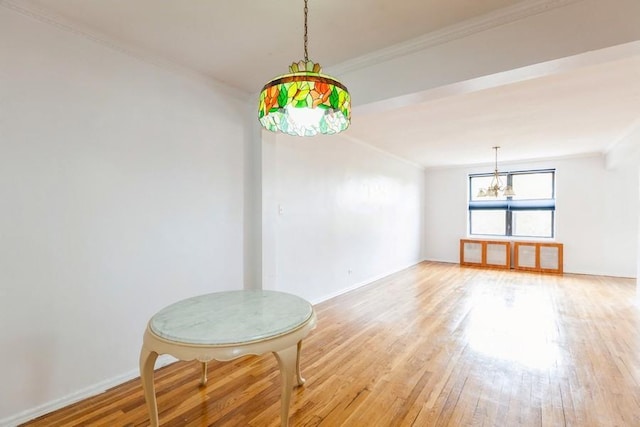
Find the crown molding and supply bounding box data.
[605,116,640,154]
[604,117,640,170]
[2,0,585,100]
[338,133,426,171]
[424,151,603,172]
[329,0,585,76]
[0,0,251,101]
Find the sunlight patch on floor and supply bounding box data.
[467,289,561,370]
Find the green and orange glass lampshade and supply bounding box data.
[258,0,351,137]
[259,60,351,137]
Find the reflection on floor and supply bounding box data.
[468,286,561,370]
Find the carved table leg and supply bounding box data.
[200,361,208,386]
[273,345,299,427]
[139,348,159,427]
[295,340,305,386]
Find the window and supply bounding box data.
[468,169,555,238]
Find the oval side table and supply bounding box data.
[139,290,317,427]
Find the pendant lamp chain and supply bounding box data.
[303,0,309,62]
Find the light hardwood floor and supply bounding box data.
[22,262,640,426]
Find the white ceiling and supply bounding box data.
[15,0,640,168]
[21,0,521,92]
[348,56,640,168]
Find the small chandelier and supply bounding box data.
[477,146,516,197]
[258,0,351,137]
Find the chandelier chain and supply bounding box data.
[476,146,514,197]
[303,0,309,62]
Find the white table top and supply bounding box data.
[149,290,314,345]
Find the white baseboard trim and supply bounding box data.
[310,260,423,305]
[0,355,177,427]
[423,257,458,264]
[2,261,428,426]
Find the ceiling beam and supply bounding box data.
[334,0,640,109]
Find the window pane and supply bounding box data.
[512,211,553,238]
[511,172,553,200]
[470,210,506,236]
[470,175,507,201]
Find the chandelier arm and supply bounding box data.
[477,146,513,197]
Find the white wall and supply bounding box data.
[424,155,638,278]
[0,7,246,423]
[242,101,264,290]
[264,135,425,303]
[637,169,640,288]
[3,0,636,423]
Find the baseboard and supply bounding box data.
[310,260,423,305]
[422,257,458,264]
[2,262,424,426]
[0,355,177,427]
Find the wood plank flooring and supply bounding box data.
[22,262,640,426]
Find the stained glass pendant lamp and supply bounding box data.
[258,0,351,137]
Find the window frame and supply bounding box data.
[468,169,556,239]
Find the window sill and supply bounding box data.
[466,235,556,242]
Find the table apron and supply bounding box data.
[142,314,317,362]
